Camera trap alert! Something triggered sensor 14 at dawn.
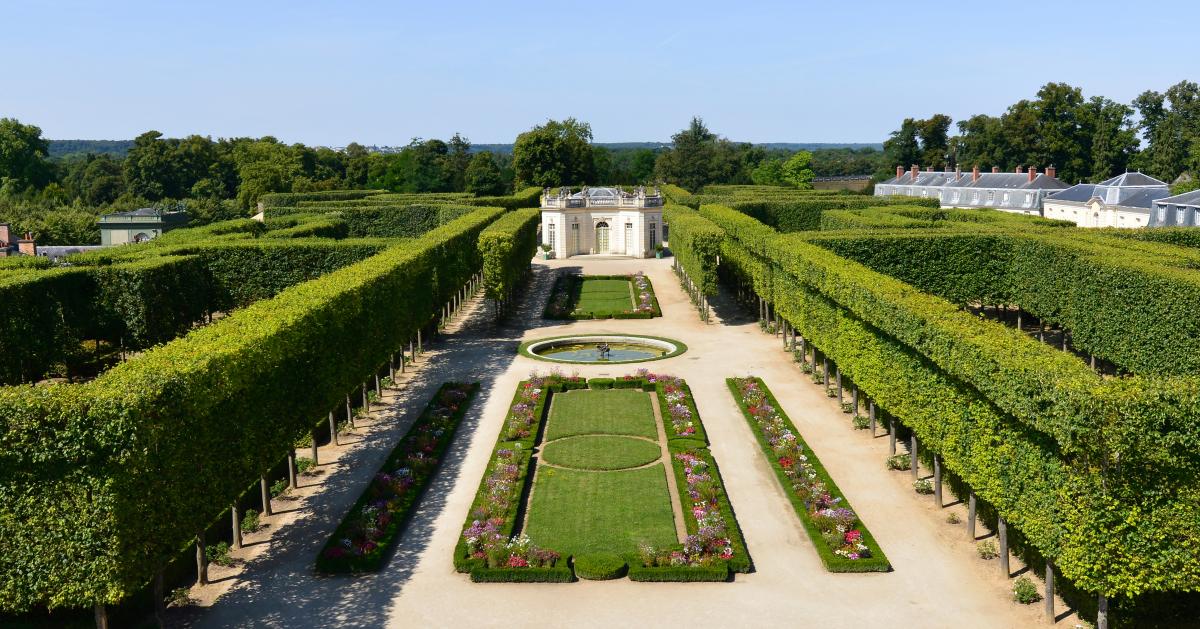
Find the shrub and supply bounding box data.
[296,457,316,475]
[270,479,289,498]
[913,478,934,494]
[240,509,261,534]
[851,415,870,430]
[977,540,999,560]
[886,454,911,470]
[587,378,614,389]
[840,402,854,413]
[166,587,192,608]
[946,512,961,525]
[205,542,234,567]
[573,553,627,580]
[1012,576,1042,604]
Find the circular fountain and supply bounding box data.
[519,334,686,364]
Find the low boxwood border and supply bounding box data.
[727,377,890,573]
[517,334,688,365]
[543,273,663,319]
[573,552,628,580]
[316,382,479,573]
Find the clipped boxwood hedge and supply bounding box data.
[573,553,627,580]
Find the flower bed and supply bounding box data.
[728,376,890,572]
[316,382,479,573]
[635,370,707,443]
[543,273,662,319]
[454,373,583,582]
[456,372,747,582]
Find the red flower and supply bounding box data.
[778,456,794,469]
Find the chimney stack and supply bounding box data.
[1046,165,1056,179]
[1015,165,1023,174]
[17,232,36,257]
[1028,166,1037,183]
[910,164,920,180]
[897,165,904,180]
[972,165,980,183]
[992,166,1001,174]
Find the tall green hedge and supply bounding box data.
[0,207,504,611]
[661,205,722,296]
[258,189,384,208]
[479,208,540,311]
[677,203,1200,598]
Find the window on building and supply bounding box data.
[649,222,657,246]
[1157,206,1166,222]
[921,188,928,198]
[952,191,960,203]
[548,223,556,250]
[1002,192,1010,205]
[1024,193,1033,207]
[972,191,980,204]
[988,191,995,204]
[1177,208,1186,224]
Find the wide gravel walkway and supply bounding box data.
[178,256,1071,629]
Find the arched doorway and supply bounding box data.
[595,221,609,253]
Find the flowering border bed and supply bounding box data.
[316,381,479,574]
[455,372,748,582]
[728,377,890,573]
[542,272,662,319]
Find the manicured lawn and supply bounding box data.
[575,278,633,313]
[541,435,661,471]
[525,465,678,555]
[545,389,657,440]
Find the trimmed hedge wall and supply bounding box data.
[0,207,504,611]
[259,189,385,208]
[479,207,540,315]
[676,203,1200,598]
[662,205,722,297]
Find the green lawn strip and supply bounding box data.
[576,278,634,313]
[317,382,478,573]
[541,435,661,471]
[727,377,890,572]
[544,389,657,441]
[525,465,679,556]
[454,375,584,581]
[543,273,661,319]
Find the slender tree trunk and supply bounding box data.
[345,394,354,429]
[888,418,897,455]
[933,455,943,507]
[910,434,918,479]
[260,475,272,516]
[154,571,165,627]
[94,603,108,629]
[1045,562,1056,622]
[998,517,1010,576]
[1097,594,1108,629]
[287,451,297,489]
[968,492,977,539]
[836,369,843,404]
[231,502,242,549]
[329,411,338,446]
[310,429,318,465]
[869,401,876,435]
[195,534,208,585]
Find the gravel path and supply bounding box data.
[177,256,1074,629]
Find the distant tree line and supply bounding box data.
[881,81,1200,190]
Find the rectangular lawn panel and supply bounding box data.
[545,389,657,440]
[576,278,633,313]
[525,465,678,556]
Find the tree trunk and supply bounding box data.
[822,358,829,386]
[852,388,859,415]
[310,429,319,465]
[195,534,208,585]
[362,382,369,415]
[967,492,977,539]
[836,369,843,404]
[417,329,422,355]
[287,451,297,489]
[154,571,165,627]
[869,401,876,435]
[1097,594,1108,629]
[933,456,942,507]
[998,517,1010,577]
[94,602,108,629]
[260,475,272,516]
[329,411,338,446]
[888,418,897,455]
[345,394,354,429]
[1045,562,1056,623]
[231,502,242,549]
[910,434,918,479]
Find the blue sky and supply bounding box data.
[1,0,1195,145]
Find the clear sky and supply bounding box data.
[1,0,1195,146]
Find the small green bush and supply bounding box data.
[1012,576,1042,604]
[840,402,854,413]
[913,478,934,494]
[977,540,998,560]
[587,378,614,390]
[205,541,234,567]
[166,587,193,608]
[296,457,316,475]
[886,454,910,470]
[270,479,289,497]
[573,553,627,580]
[946,512,961,524]
[240,509,261,534]
[851,415,870,430]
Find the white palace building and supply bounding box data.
[539,186,664,258]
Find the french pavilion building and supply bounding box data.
[539,186,664,258]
